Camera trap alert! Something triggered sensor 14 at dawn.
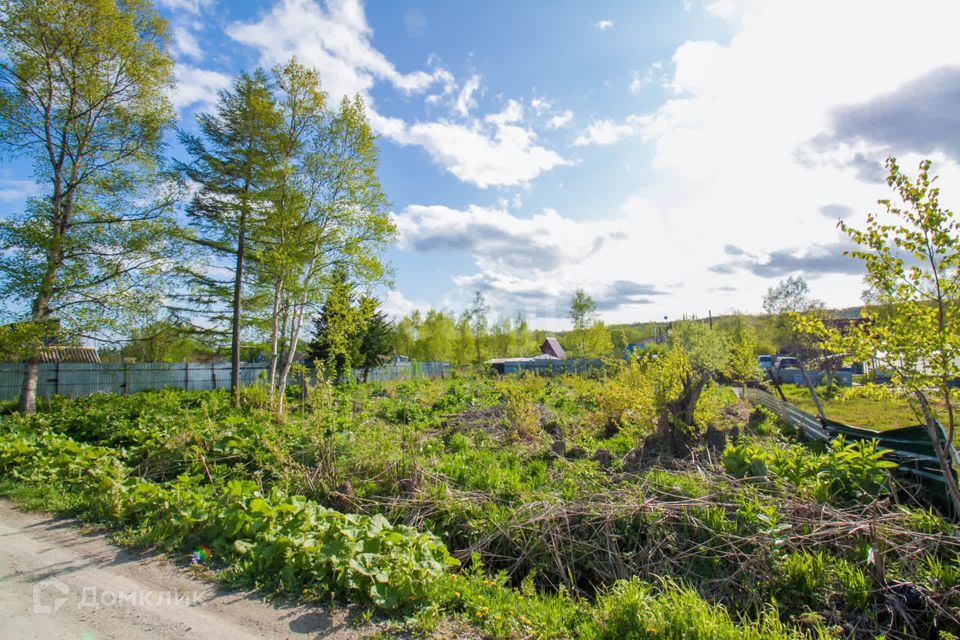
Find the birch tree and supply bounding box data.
[258,64,393,412]
[798,158,960,513]
[0,0,177,414]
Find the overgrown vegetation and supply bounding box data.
[1,372,957,638]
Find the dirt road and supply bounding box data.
[0,500,366,639]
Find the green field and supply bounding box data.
[778,384,923,430]
[776,384,960,447]
[1,372,958,639]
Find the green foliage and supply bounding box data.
[582,578,815,640]
[1,381,954,639]
[723,437,897,502]
[307,267,373,380]
[0,424,456,610]
[120,319,214,362]
[566,288,614,357]
[0,0,180,413]
[795,158,960,509]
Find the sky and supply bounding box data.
[4,0,960,330]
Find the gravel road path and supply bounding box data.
[0,499,365,640]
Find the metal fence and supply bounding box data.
[737,386,960,505]
[0,362,267,401]
[0,360,454,401]
[352,361,452,383]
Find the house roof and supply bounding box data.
[540,337,566,359]
[38,346,101,364]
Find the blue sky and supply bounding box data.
[4,0,960,329]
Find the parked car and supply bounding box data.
[758,355,773,370]
[769,356,801,384]
[773,356,799,370]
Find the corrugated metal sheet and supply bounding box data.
[0,360,453,400]
[737,387,959,507]
[38,346,101,364]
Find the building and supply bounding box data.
[539,337,566,359]
[488,337,568,374]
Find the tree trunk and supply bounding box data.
[230,211,246,408]
[18,359,40,414]
[915,392,960,516]
[20,189,68,414]
[276,294,311,416]
[267,278,283,404]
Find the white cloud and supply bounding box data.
[372,110,569,189]
[393,0,960,322]
[610,0,960,314]
[629,62,661,94]
[530,97,551,114]
[392,198,685,324]
[171,25,203,61]
[573,115,644,146]
[381,290,427,320]
[595,20,614,30]
[485,99,524,126]
[155,0,213,13]
[0,179,39,203]
[546,110,574,129]
[455,75,481,117]
[226,0,449,101]
[171,64,232,109]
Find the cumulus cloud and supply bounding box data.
[170,64,232,109]
[171,25,203,61]
[454,75,482,117]
[589,0,960,316]
[394,205,623,273]
[629,63,661,94]
[710,239,862,279]
[574,115,644,146]
[391,198,680,321]
[372,108,569,189]
[530,97,551,114]
[546,110,574,129]
[226,0,449,101]
[815,65,960,163]
[380,290,427,320]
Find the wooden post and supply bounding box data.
[211,363,216,390]
[184,362,190,390]
[54,361,61,397]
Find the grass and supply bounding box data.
[780,384,929,428]
[778,382,960,445]
[0,374,957,639]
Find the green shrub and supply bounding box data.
[580,578,818,640]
